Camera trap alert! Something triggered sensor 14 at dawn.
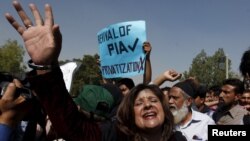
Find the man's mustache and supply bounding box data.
[169,105,177,110]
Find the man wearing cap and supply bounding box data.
[168,79,215,141]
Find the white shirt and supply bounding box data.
[175,109,215,141]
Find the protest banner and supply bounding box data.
[97,20,146,78]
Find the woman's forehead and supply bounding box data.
[136,89,156,98]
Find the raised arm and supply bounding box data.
[143,41,152,84]
[152,69,182,86]
[5,1,101,141]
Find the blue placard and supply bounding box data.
[97,20,146,78]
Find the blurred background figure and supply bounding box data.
[239,48,250,125]
[239,89,250,111]
[161,86,171,104]
[193,84,214,118]
[116,78,135,96]
[205,85,221,111]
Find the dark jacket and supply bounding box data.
[27,67,186,141]
[27,67,101,141]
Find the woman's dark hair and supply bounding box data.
[116,84,174,141]
[240,49,250,77]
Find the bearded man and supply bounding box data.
[169,79,215,141]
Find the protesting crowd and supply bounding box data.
[0,1,249,141]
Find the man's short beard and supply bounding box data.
[170,102,189,124]
[217,102,234,113]
[217,98,238,113]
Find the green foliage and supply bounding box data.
[0,40,26,74]
[182,48,238,87]
[70,54,102,97]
